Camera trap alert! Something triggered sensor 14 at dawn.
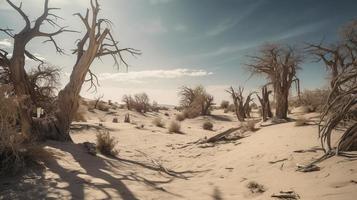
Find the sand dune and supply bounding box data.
[1,108,356,200]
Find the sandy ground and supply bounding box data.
[1,106,357,200]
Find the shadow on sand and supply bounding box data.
[0,141,207,199]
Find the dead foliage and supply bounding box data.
[96,131,118,156]
[168,121,181,133]
[202,121,213,130]
[247,181,266,193]
[152,117,165,128]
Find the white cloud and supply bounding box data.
[98,68,213,83]
[0,38,12,48]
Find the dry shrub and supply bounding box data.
[112,117,118,123]
[242,121,257,132]
[247,181,265,193]
[178,86,214,117]
[0,86,22,175]
[220,100,229,109]
[289,89,329,112]
[295,117,308,126]
[97,102,110,112]
[176,113,185,121]
[224,104,235,113]
[203,121,213,130]
[168,121,181,133]
[152,117,165,127]
[96,131,118,156]
[0,87,49,175]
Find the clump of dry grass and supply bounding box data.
[242,121,257,132]
[0,86,51,175]
[152,117,165,128]
[168,121,181,133]
[0,87,23,175]
[203,121,213,130]
[295,117,309,126]
[96,131,118,156]
[247,181,265,193]
[175,113,185,121]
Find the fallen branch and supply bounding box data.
[201,127,242,143]
[296,164,320,172]
[269,158,288,164]
[135,150,189,179]
[271,190,300,199]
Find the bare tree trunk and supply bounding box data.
[275,86,289,119]
[1,0,140,142]
[9,42,36,137]
[257,86,272,122]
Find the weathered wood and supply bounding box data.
[203,127,242,143]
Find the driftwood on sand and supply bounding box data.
[201,127,242,143]
[271,190,300,199]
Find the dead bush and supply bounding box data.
[176,113,186,121]
[247,181,265,193]
[220,100,229,109]
[112,117,118,123]
[152,117,165,127]
[178,85,214,117]
[242,121,257,132]
[295,117,309,126]
[289,89,329,112]
[168,121,181,133]
[0,87,49,175]
[182,106,201,119]
[96,131,118,156]
[203,121,213,130]
[97,101,110,112]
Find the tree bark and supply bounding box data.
[275,86,289,119]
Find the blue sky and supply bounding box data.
[0,0,357,104]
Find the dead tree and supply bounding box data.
[317,20,357,154]
[247,44,301,119]
[226,86,254,122]
[122,94,134,110]
[0,0,140,141]
[134,93,150,113]
[94,94,104,109]
[256,85,273,121]
[319,65,357,154]
[202,94,214,116]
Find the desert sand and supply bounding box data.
[1,105,356,200]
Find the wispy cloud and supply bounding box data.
[139,19,168,34]
[205,1,264,37]
[0,38,12,48]
[206,18,237,37]
[149,0,175,5]
[98,68,213,83]
[174,24,187,32]
[198,20,329,59]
